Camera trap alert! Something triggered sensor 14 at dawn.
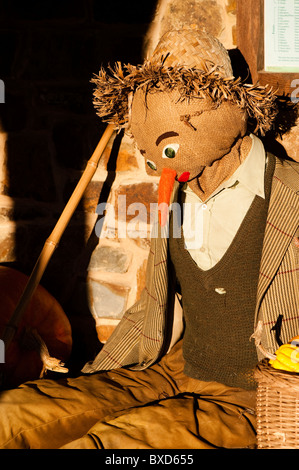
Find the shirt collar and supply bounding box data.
[183,134,266,201]
[226,134,266,199]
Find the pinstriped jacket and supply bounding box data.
[82,154,299,374]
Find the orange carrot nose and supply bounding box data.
[158,168,177,227]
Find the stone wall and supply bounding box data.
[0,0,297,367]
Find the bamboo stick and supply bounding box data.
[2,124,115,351]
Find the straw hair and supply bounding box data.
[91,29,278,135]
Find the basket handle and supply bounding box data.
[251,321,276,360]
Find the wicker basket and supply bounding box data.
[255,359,299,449]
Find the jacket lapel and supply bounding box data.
[255,157,299,323]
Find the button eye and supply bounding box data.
[146,159,157,171]
[162,143,179,159]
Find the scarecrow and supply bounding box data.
[0,29,298,449]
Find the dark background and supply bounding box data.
[0,0,157,370]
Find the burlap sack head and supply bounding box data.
[130,29,246,179]
[131,87,247,179]
[92,28,277,185]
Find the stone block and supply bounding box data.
[0,131,8,196]
[88,244,131,273]
[0,227,16,262]
[116,149,139,172]
[115,181,158,225]
[0,206,14,223]
[131,235,151,251]
[83,181,104,213]
[95,318,120,344]
[88,279,129,320]
[160,0,223,39]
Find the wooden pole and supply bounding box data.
[2,124,115,351]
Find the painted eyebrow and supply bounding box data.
[155,131,179,147]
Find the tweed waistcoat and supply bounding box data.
[169,155,274,389]
[81,154,299,375]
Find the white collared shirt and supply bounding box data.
[181,134,267,270]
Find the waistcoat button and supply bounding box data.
[215,287,226,295]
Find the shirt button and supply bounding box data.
[200,247,205,252]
